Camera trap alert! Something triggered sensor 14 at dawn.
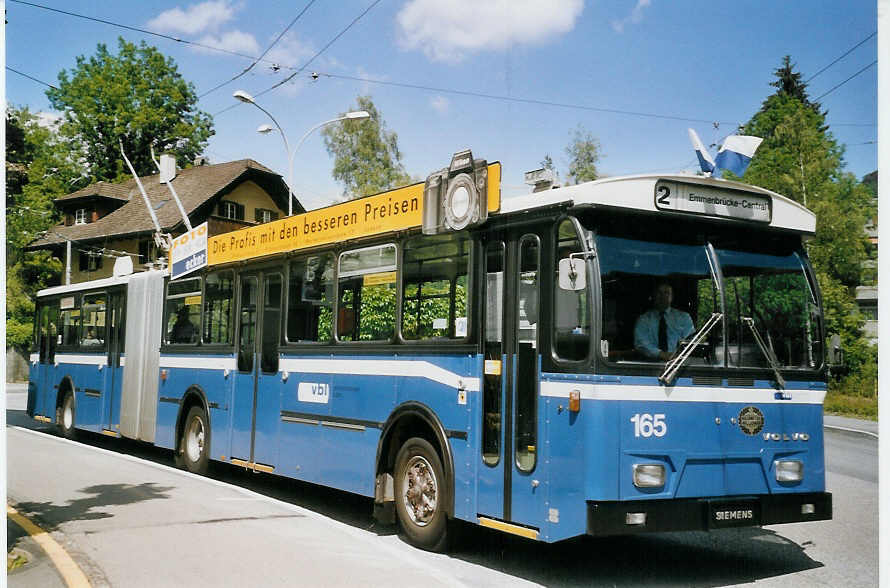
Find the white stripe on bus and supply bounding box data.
[156,356,479,392]
[540,381,826,404]
[278,358,481,392]
[159,356,237,370]
[53,354,107,366]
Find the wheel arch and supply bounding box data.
[376,401,455,517]
[55,375,76,415]
[175,385,211,454]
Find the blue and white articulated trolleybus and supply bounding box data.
[29,150,831,551]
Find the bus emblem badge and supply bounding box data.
[738,406,764,436]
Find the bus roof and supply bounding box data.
[37,270,167,298]
[500,173,816,235]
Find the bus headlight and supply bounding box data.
[774,460,804,483]
[633,463,665,488]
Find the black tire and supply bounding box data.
[57,392,76,440]
[394,437,450,552]
[180,405,210,475]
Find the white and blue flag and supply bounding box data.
[687,128,715,174]
[712,134,763,178]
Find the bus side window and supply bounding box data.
[81,294,106,348]
[287,254,334,343]
[401,233,470,341]
[164,278,202,345]
[59,295,80,348]
[337,244,397,342]
[553,219,590,361]
[38,301,60,363]
[204,271,234,345]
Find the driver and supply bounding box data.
[634,282,694,361]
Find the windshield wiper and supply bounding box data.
[742,317,786,388]
[659,312,722,385]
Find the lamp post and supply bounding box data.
[233,90,370,215]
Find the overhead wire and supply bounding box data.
[6,66,57,89]
[212,0,382,117]
[813,60,877,101]
[9,0,276,63]
[296,71,738,125]
[198,0,317,99]
[806,31,876,82]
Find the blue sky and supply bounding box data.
[6,1,878,209]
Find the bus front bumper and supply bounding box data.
[587,492,832,536]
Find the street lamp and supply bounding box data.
[233,90,370,215]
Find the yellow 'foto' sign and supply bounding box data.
[208,162,501,266]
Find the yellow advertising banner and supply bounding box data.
[208,162,501,266]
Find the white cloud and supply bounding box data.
[611,0,651,33]
[147,1,237,35]
[430,95,450,114]
[194,30,261,56]
[396,0,583,63]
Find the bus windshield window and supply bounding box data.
[338,244,397,342]
[401,233,470,340]
[716,247,820,370]
[165,278,202,345]
[596,235,716,364]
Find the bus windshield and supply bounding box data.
[714,246,820,370]
[594,225,821,372]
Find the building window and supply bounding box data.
[74,208,88,225]
[219,200,245,221]
[255,208,279,224]
[78,251,103,272]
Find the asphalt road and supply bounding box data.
[5,384,879,587]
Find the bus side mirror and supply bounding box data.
[558,258,586,291]
[827,333,845,374]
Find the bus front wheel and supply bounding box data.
[57,392,76,440]
[181,406,210,475]
[394,437,449,552]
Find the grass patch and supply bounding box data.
[824,391,878,420]
[7,552,28,572]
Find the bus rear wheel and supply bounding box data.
[394,437,449,552]
[181,406,210,475]
[57,392,76,440]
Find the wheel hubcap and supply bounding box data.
[402,455,438,526]
[63,399,73,429]
[186,417,204,463]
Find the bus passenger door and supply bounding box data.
[231,272,282,470]
[477,232,544,530]
[34,302,59,419]
[104,291,125,431]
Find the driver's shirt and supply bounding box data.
[634,307,695,359]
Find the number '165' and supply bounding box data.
[630,413,667,438]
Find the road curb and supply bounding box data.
[824,424,878,438]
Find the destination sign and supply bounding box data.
[654,180,771,223]
[170,222,208,280]
[208,163,501,266]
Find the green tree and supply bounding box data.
[321,96,410,198]
[540,154,554,171]
[738,56,875,382]
[47,37,214,182]
[565,125,601,184]
[768,55,822,115]
[5,106,69,349]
